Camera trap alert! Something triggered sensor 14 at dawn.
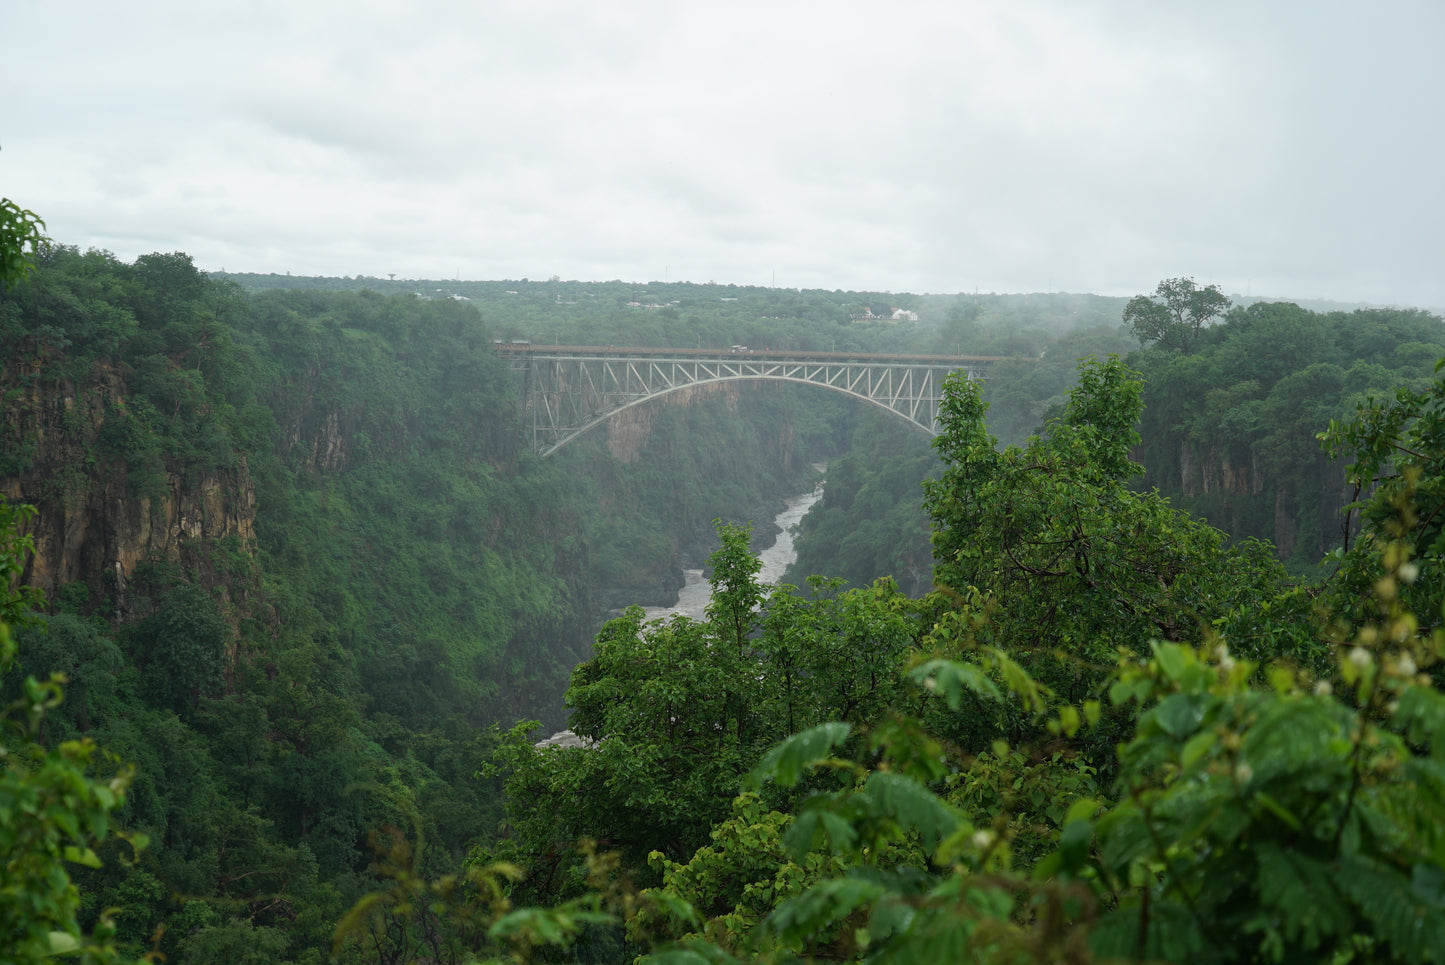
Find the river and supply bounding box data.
[641,474,826,623]
[535,473,825,748]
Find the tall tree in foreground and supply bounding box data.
[0,497,144,965]
[0,197,46,290]
[344,356,1445,963]
[627,357,1445,963]
[923,356,1295,717]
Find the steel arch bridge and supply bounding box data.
[495,344,1006,457]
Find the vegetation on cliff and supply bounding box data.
[444,355,1445,964]
[789,286,1445,595]
[0,246,838,962]
[5,238,1445,963]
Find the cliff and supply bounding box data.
[1151,439,1351,564]
[1,360,257,611]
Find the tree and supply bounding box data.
[0,498,144,964]
[1321,356,1445,630]
[488,522,928,906]
[923,356,1289,727]
[1123,276,1231,352]
[489,524,779,901]
[623,358,1445,964]
[0,197,46,290]
[705,521,765,656]
[125,580,229,715]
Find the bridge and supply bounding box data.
[495,344,1008,457]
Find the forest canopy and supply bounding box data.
[3,247,1445,963]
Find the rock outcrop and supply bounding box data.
[2,362,257,609]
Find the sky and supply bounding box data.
[5,1,1443,309]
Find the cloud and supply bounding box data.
[5,0,1443,307]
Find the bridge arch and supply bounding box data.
[546,373,942,456]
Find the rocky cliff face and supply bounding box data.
[603,381,745,463]
[1,363,257,609]
[1176,442,1265,498]
[1155,440,1349,563]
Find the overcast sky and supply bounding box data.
[5,1,1443,308]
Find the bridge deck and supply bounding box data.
[493,343,1011,365]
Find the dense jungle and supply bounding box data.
[4,236,1445,964]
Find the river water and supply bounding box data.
[534,471,825,748]
[640,473,825,623]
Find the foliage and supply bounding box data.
[1320,356,1445,630]
[335,817,641,965]
[0,499,144,964]
[605,358,1445,964]
[1064,579,1445,963]
[0,198,47,290]
[1130,296,1444,567]
[0,500,44,626]
[923,356,1292,741]
[1122,277,1231,353]
[485,524,926,914]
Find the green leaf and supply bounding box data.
[1181,729,1217,768]
[46,931,82,957]
[1395,684,1445,752]
[1152,640,1190,683]
[784,808,859,859]
[61,846,102,869]
[760,876,888,947]
[747,722,852,789]
[865,772,961,851]
[1149,692,1211,740]
[910,658,1001,709]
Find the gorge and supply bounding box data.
[5,249,1445,964]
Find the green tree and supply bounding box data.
[923,357,1288,724]
[1123,276,1231,352]
[1321,356,1445,629]
[0,498,144,964]
[624,359,1445,964]
[0,197,46,290]
[494,524,778,894]
[488,523,928,909]
[125,580,229,715]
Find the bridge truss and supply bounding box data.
[496,345,1000,457]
